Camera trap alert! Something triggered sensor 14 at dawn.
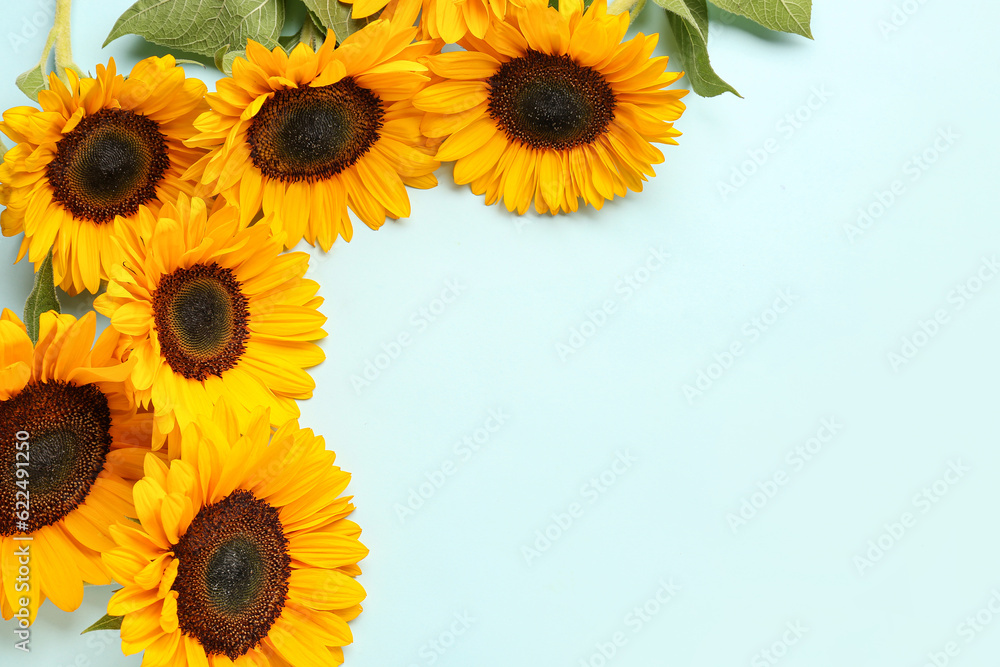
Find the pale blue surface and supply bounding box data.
[2,1,1000,666]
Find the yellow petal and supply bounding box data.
[413,81,489,114]
[34,526,84,611]
[424,51,500,80]
[288,568,366,609]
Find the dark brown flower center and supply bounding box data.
[45,107,170,224]
[247,78,384,183]
[487,50,616,150]
[0,381,112,535]
[173,489,290,660]
[152,262,250,381]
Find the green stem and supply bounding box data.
[299,13,320,51]
[34,27,58,76]
[608,0,638,14]
[52,0,83,84]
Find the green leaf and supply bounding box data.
[105,0,285,58]
[665,0,740,98]
[214,44,230,70]
[15,27,57,102]
[214,45,245,75]
[15,64,47,103]
[81,614,123,634]
[23,251,60,344]
[709,0,812,38]
[220,50,245,74]
[301,0,377,44]
[652,0,708,41]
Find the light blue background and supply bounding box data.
[2,1,999,666]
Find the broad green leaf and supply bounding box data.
[709,0,812,38]
[665,1,741,97]
[15,65,47,103]
[23,251,60,344]
[81,614,123,634]
[302,0,377,44]
[652,0,707,41]
[105,0,285,58]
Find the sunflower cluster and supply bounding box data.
[3,0,687,288]
[0,0,685,664]
[0,304,366,665]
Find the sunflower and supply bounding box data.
[413,0,688,214]
[343,0,522,44]
[0,309,156,623]
[0,56,208,294]
[93,194,326,452]
[103,403,367,666]
[183,8,439,251]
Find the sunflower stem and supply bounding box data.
[53,0,83,85]
[299,13,320,51]
[33,27,58,76]
[607,0,640,15]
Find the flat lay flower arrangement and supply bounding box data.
[0,0,812,664]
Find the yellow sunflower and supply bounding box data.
[0,309,156,623]
[0,56,208,294]
[183,8,439,251]
[343,0,522,44]
[93,194,326,452]
[103,403,368,666]
[413,0,688,214]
